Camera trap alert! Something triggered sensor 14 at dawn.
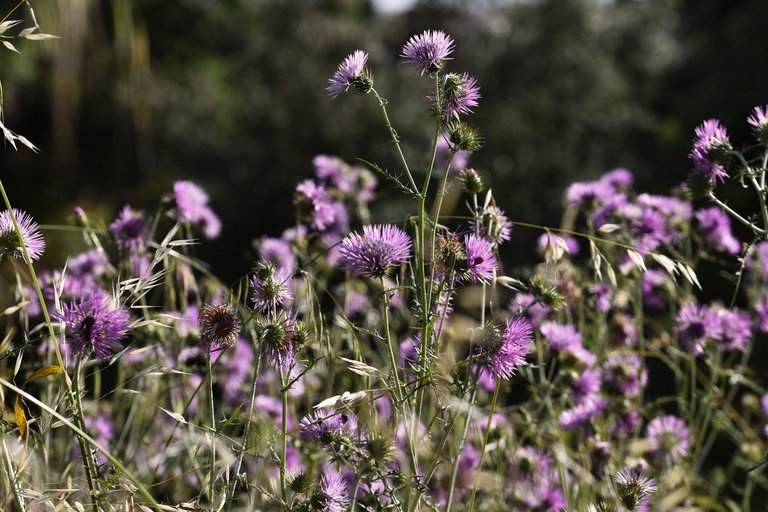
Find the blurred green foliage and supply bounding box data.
[1,0,767,279]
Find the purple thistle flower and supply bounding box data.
[689,119,731,185]
[559,395,607,430]
[257,236,295,271]
[614,408,641,436]
[299,409,362,444]
[56,290,130,362]
[713,306,752,352]
[748,105,768,142]
[294,180,338,232]
[615,467,657,510]
[600,167,634,189]
[569,369,601,404]
[401,30,454,75]
[540,321,596,366]
[431,72,481,121]
[258,314,303,368]
[471,206,512,246]
[508,293,551,328]
[318,468,350,512]
[337,224,411,278]
[675,303,720,355]
[696,206,740,255]
[250,262,293,312]
[589,283,613,313]
[173,181,221,239]
[198,303,241,350]
[0,208,45,261]
[480,317,534,380]
[565,180,614,209]
[602,353,647,397]
[647,415,689,463]
[460,234,497,284]
[69,250,109,278]
[109,205,149,248]
[328,50,371,98]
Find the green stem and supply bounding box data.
[371,89,417,192]
[380,276,404,403]
[208,346,217,505]
[708,192,765,235]
[467,378,501,511]
[279,367,289,505]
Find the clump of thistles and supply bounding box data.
[337,224,411,278]
[198,302,241,350]
[328,50,373,98]
[401,30,454,75]
[478,317,533,380]
[56,291,130,362]
[0,208,45,261]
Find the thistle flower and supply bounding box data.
[479,317,533,380]
[696,206,740,255]
[540,321,596,366]
[250,261,293,312]
[459,234,497,284]
[565,180,614,209]
[600,167,635,189]
[558,395,607,430]
[294,180,338,232]
[401,30,454,75]
[689,119,731,186]
[328,50,372,98]
[615,467,657,511]
[471,206,512,246]
[675,303,719,355]
[173,181,221,239]
[602,353,647,397]
[198,303,241,350]
[569,369,601,404]
[748,105,768,143]
[458,168,484,194]
[257,235,295,271]
[446,121,483,152]
[299,409,362,444]
[0,208,45,261]
[712,306,752,352]
[109,205,149,248]
[317,468,350,512]
[647,415,689,463]
[431,72,481,121]
[337,224,411,278]
[56,290,130,362]
[257,314,305,368]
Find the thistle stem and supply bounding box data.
[207,345,217,505]
[467,378,501,511]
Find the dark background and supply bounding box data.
[1,0,767,281]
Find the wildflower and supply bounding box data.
[569,369,602,404]
[675,303,720,355]
[315,468,350,512]
[257,314,305,368]
[508,293,551,328]
[748,105,768,143]
[251,261,292,312]
[69,250,109,278]
[540,321,596,366]
[589,283,612,313]
[565,180,614,209]
[471,206,512,246]
[647,415,689,463]
[109,205,149,248]
[713,306,752,352]
[431,72,480,121]
[337,224,411,278]
[257,236,295,271]
[559,395,607,430]
[479,317,533,380]
[172,181,221,239]
[294,180,337,231]
[600,167,634,189]
[327,50,372,98]
[459,234,497,284]
[198,303,241,350]
[615,467,657,511]
[299,409,361,444]
[689,119,731,186]
[696,206,740,255]
[446,121,483,152]
[602,353,647,397]
[57,290,130,362]
[0,208,45,261]
[401,30,454,75]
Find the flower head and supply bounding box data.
[696,206,740,255]
[56,290,130,362]
[0,209,45,261]
[689,119,731,186]
[328,50,372,98]
[250,261,292,312]
[479,317,533,380]
[173,181,221,239]
[748,105,768,143]
[458,234,498,284]
[299,409,361,444]
[602,353,647,397]
[615,467,657,511]
[337,224,411,278]
[471,206,512,246]
[198,303,241,350]
[675,302,720,355]
[432,72,480,121]
[257,314,306,368]
[647,415,689,463]
[109,205,149,248]
[317,468,350,512]
[401,30,454,75]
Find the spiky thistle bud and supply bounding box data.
[458,168,485,194]
[198,303,241,349]
[446,121,483,152]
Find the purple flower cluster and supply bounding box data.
[675,302,753,354]
[56,290,130,362]
[540,321,596,366]
[696,206,740,255]
[173,181,221,239]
